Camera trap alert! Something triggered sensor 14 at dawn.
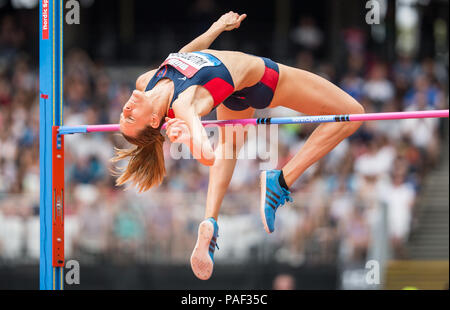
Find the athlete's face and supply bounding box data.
[119,90,155,137]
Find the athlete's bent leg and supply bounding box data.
[204,105,255,220]
[273,65,364,187]
[191,105,254,280]
[260,65,364,233]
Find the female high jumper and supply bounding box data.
[113,11,364,280]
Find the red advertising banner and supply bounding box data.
[42,0,49,40]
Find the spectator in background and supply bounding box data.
[393,54,417,102]
[188,0,219,35]
[343,28,366,54]
[384,169,416,258]
[273,273,296,290]
[290,16,323,55]
[403,74,443,110]
[75,184,112,262]
[69,155,106,184]
[112,204,145,259]
[418,57,448,87]
[0,75,12,106]
[354,136,395,179]
[340,70,366,102]
[294,50,315,72]
[401,92,440,168]
[0,15,26,63]
[393,54,417,84]
[363,63,395,111]
[342,206,370,263]
[329,177,354,224]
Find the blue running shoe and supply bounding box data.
[190,217,219,280]
[260,170,293,233]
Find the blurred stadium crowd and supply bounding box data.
[0,9,448,269]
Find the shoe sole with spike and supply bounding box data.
[190,220,214,280]
[260,171,272,234]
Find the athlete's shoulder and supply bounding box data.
[136,69,157,91]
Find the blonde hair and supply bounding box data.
[111,125,165,192]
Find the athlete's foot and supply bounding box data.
[260,170,293,234]
[190,217,219,280]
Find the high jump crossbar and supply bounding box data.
[58,110,450,135]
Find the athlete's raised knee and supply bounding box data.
[344,101,364,135]
[342,96,365,115]
[353,101,365,115]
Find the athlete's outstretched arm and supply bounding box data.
[135,12,246,91]
[178,11,246,53]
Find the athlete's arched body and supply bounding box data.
[115,12,364,280]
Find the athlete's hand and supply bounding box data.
[165,117,191,145]
[216,11,247,31]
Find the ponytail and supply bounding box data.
[111,125,166,192]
